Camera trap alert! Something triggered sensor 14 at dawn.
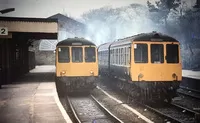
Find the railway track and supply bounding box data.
[177,86,200,100]
[67,95,123,123]
[144,102,200,123]
[172,96,200,114]
[125,94,200,123]
[97,77,200,122]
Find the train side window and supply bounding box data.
[115,49,117,64]
[166,44,179,63]
[115,49,118,64]
[72,47,83,62]
[124,48,126,65]
[111,49,114,64]
[58,47,70,63]
[121,48,123,65]
[151,44,164,63]
[99,52,101,64]
[112,49,114,64]
[119,48,121,65]
[134,44,148,63]
[118,49,119,64]
[113,49,115,64]
[100,51,102,64]
[85,47,96,62]
[127,47,130,65]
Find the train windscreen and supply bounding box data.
[166,44,179,63]
[85,47,96,62]
[134,44,148,63]
[72,47,83,62]
[58,47,70,63]
[151,44,164,63]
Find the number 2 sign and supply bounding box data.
[0,27,8,35]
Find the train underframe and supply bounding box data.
[113,77,180,103]
[55,76,97,96]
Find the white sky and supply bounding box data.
[0,0,157,19]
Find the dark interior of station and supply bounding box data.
[0,17,58,87]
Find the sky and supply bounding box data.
[0,0,158,19]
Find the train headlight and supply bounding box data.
[138,73,143,81]
[172,73,177,81]
[60,70,66,76]
[138,73,143,78]
[172,73,177,78]
[90,71,94,75]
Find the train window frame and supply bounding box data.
[134,43,148,63]
[150,44,164,64]
[72,47,83,63]
[166,44,179,63]
[58,47,70,63]
[118,48,120,64]
[113,49,117,64]
[85,47,96,62]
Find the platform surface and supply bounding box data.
[182,70,200,80]
[0,65,71,123]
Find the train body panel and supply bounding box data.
[110,65,131,80]
[130,42,182,82]
[131,64,182,82]
[56,63,98,77]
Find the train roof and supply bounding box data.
[98,32,179,51]
[98,42,113,51]
[56,37,96,46]
[119,32,179,42]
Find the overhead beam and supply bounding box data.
[0,17,58,39]
[0,21,58,33]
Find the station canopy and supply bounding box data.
[0,16,58,39]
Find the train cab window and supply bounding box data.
[134,44,148,63]
[166,44,179,63]
[85,47,96,62]
[151,44,164,63]
[58,47,70,63]
[72,47,83,62]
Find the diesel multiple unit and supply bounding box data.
[55,37,98,95]
[98,32,182,102]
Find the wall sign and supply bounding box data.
[0,27,8,35]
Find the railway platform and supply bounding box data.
[182,70,200,91]
[0,65,71,123]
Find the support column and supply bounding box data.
[5,40,12,84]
[0,40,7,85]
[0,40,3,88]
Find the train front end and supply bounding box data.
[130,38,182,101]
[55,38,98,95]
